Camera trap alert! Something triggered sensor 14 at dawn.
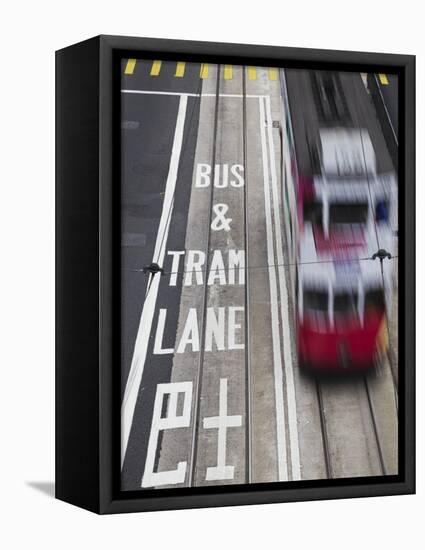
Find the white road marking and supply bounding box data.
[203,378,242,481]
[121,86,300,481]
[167,250,185,286]
[121,89,266,99]
[121,94,188,467]
[264,95,301,480]
[153,309,174,355]
[203,93,264,98]
[142,381,193,487]
[259,96,288,481]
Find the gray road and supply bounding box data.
[120,59,202,489]
[120,60,399,492]
[377,73,398,139]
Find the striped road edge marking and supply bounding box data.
[224,65,233,80]
[378,73,389,85]
[200,63,209,79]
[248,67,257,80]
[151,60,162,76]
[124,59,136,75]
[124,61,280,81]
[175,62,186,77]
[120,94,188,467]
[268,68,278,81]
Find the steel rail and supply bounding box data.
[363,376,387,475]
[316,381,333,478]
[242,67,253,484]
[188,66,221,486]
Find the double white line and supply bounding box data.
[259,94,301,481]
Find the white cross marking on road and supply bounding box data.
[203,378,242,481]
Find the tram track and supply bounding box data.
[242,67,253,485]
[315,370,391,478]
[188,64,255,486]
[316,380,333,478]
[188,65,222,486]
[121,61,399,491]
[222,64,399,484]
[364,374,387,475]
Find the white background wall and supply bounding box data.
[1,1,422,547]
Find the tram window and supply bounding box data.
[303,200,323,224]
[329,203,368,224]
[365,289,385,311]
[304,289,328,312]
[334,292,358,315]
[303,289,328,330]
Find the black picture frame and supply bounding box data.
[56,35,415,514]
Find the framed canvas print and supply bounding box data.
[56,35,415,514]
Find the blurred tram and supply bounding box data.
[281,69,397,372]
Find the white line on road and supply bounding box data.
[121,89,266,99]
[259,96,288,481]
[264,95,301,480]
[121,94,188,467]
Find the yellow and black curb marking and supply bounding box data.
[124,59,279,81]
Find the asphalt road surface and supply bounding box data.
[377,73,398,140]
[120,59,398,491]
